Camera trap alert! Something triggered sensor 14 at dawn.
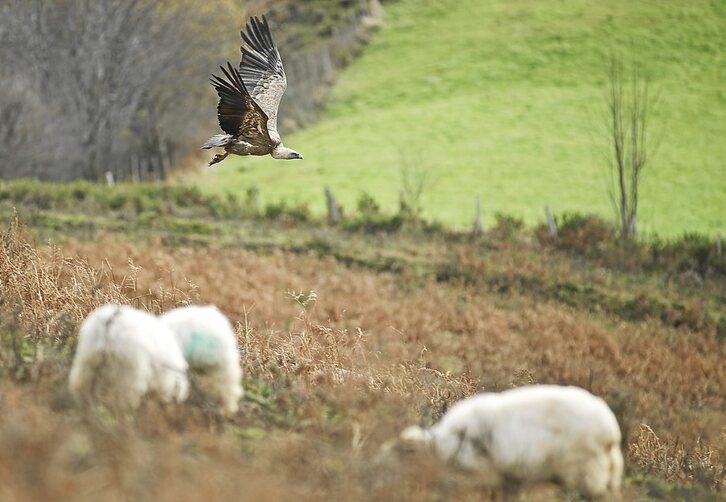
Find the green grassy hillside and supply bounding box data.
[198,0,725,237]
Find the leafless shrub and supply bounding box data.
[604,56,658,241]
[398,151,437,219]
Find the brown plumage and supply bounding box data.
[202,16,302,167]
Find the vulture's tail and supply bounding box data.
[201,134,234,150]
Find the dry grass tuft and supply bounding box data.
[0,215,192,341]
[630,424,726,491]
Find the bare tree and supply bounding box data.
[398,150,436,219]
[2,0,156,179]
[0,0,245,181]
[605,56,656,241]
[0,82,42,177]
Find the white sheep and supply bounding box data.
[160,305,243,414]
[69,304,189,412]
[401,385,623,498]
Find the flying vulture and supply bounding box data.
[202,16,302,166]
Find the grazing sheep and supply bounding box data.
[401,385,623,498]
[160,305,243,414]
[69,304,189,412]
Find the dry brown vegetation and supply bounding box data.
[1,216,724,501]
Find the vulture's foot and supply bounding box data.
[208,153,228,168]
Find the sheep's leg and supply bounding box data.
[499,478,522,501]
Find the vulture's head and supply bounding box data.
[272,145,304,160]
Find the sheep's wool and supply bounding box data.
[161,305,243,414]
[402,385,623,498]
[69,304,189,411]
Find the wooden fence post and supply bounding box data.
[717,232,723,257]
[472,194,483,235]
[325,186,341,224]
[545,206,557,239]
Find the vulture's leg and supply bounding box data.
[208,152,229,167]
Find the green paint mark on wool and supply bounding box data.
[185,332,219,368]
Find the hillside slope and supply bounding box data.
[1,201,724,499]
[199,0,725,237]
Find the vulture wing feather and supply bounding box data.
[210,62,272,147]
[239,15,287,144]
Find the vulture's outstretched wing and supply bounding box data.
[239,15,287,144]
[210,62,273,147]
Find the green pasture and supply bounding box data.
[198,0,725,237]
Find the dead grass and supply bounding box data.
[631,424,726,490]
[0,215,192,342]
[0,217,724,500]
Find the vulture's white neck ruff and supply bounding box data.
[271,144,303,160]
